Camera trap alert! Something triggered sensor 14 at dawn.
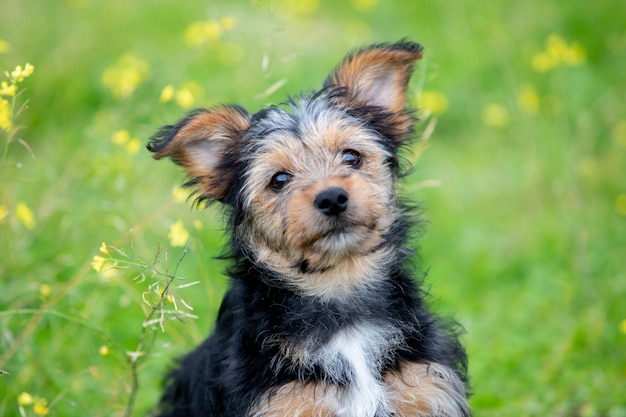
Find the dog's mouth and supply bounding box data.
[292,221,384,270]
[309,214,377,242]
[321,222,378,247]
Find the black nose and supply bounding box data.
[314,187,349,216]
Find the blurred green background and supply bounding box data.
[1,0,625,415]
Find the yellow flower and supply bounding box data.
[517,84,540,115]
[16,202,36,230]
[563,42,586,66]
[0,204,7,222]
[0,98,10,131]
[33,398,49,416]
[183,23,205,46]
[99,345,110,356]
[620,319,626,334]
[168,220,190,247]
[172,186,188,203]
[112,129,130,145]
[126,138,141,154]
[175,86,195,109]
[202,21,222,42]
[18,392,34,406]
[184,20,222,47]
[39,284,51,297]
[91,255,106,272]
[546,34,570,62]
[112,130,141,154]
[0,39,10,53]
[10,63,35,82]
[532,35,586,72]
[23,63,35,78]
[178,81,203,109]
[193,219,203,230]
[34,404,50,416]
[481,103,510,127]
[99,242,109,254]
[0,81,16,96]
[418,90,449,116]
[101,54,150,98]
[531,52,556,73]
[159,84,175,103]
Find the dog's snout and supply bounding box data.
[314,187,349,216]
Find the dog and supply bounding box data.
[147,40,470,417]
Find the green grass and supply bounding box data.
[1,0,625,415]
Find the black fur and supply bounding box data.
[156,255,467,416]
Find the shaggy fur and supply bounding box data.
[147,40,470,417]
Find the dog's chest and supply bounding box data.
[305,324,401,417]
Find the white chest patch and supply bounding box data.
[314,324,401,417]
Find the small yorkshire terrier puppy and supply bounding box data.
[148,40,469,417]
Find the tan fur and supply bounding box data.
[325,45,422,142]
[251,362,468,417]
[385,362,470,417]
[250,382,335,417]
[236,112,400,299]
[152,106,251,201]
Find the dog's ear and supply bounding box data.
[324,41,423,144]
[147,105,251,203]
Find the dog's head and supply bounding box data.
[148,41,423,297]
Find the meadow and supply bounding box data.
[1,0,625,415]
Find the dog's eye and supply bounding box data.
[269,172,292,191]
[341,149,362,169]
